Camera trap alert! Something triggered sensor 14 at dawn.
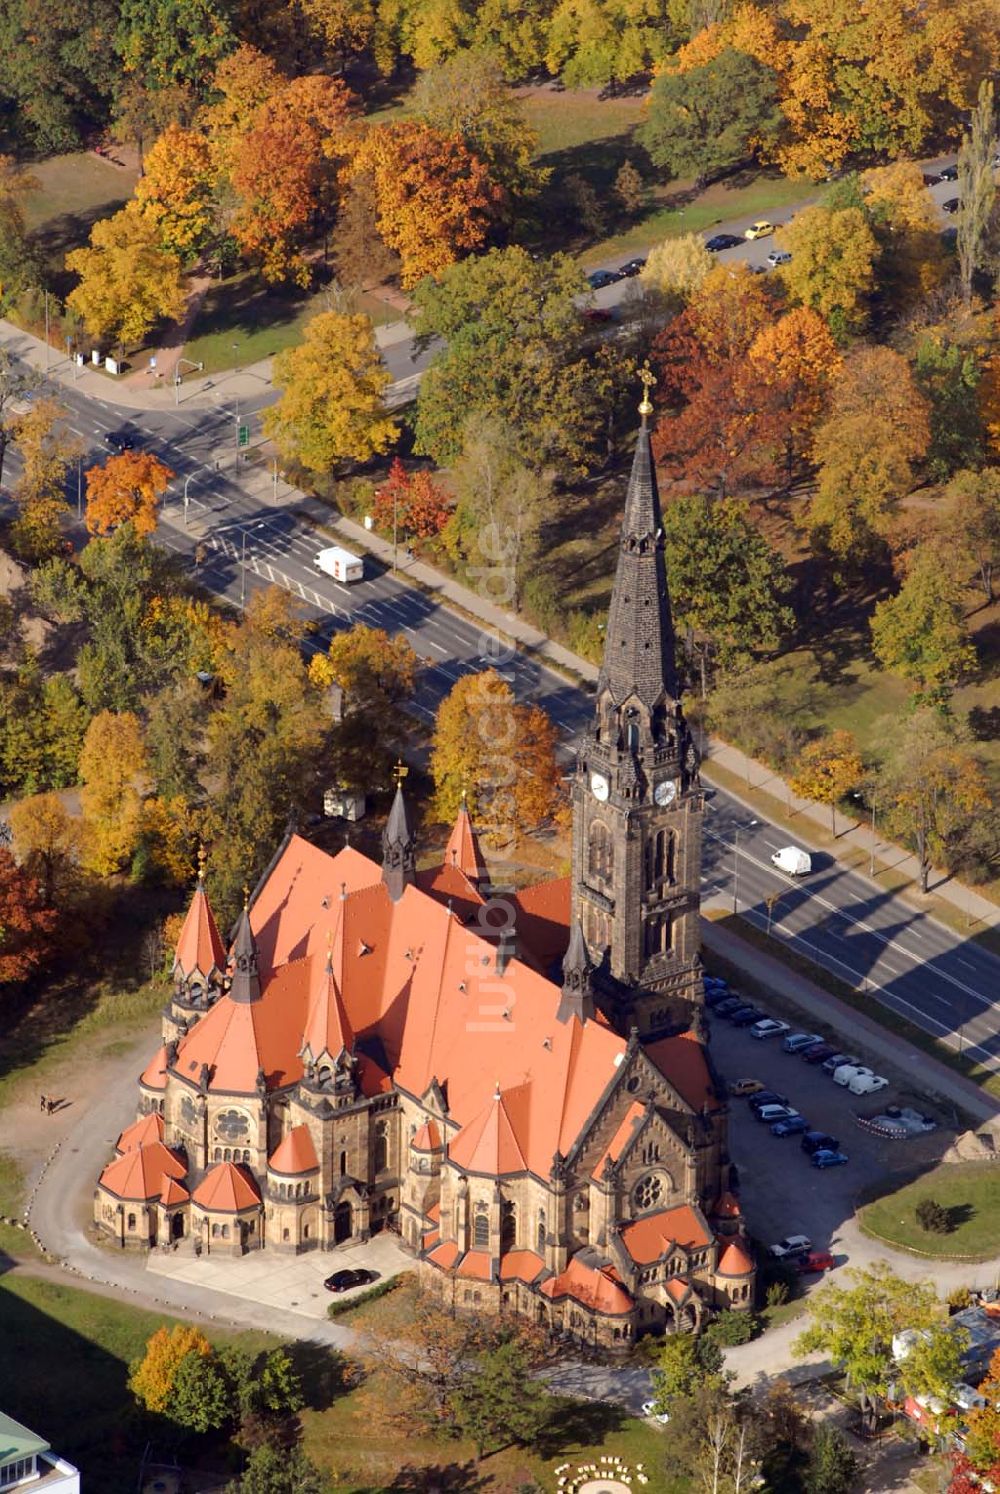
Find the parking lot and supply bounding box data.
[705,996,954,1263]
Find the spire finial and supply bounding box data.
[393,759,408,787]
[638,362,656,421]
[494,1080,501,1101]
[197,843,207,884]
[242,883,250,910]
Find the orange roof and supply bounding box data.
[99,1141,186,1202]
[416,862,485,925]
[499,1250,545,1284]
[444,802,488,883]
[427,1240,460,1270]
[116,1112,164,1153]
[646,1031,722,1113]
[711,1191,742,1219]
[301,937,354,1065]
[173,883,226,983]
[591,1102,645,1181]
[449,1085,530,1175]
[422,1228,440,1249]
[411,1119,442,1151]
[620,1205,712,1265]
[269,1125,319,1175]
[508,877,572,973]
[160,1176,190,1206]
[717,1239,754,1276]
[456,1249,493,1280]
[140,1046,169,1090]
[541,1256,633,1317]
[665,1276,691,1303]
[192,1162,261,1213]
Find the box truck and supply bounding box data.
[314,546,364,583]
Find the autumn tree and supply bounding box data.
[430,670,561,842]
[264,311,396,473]
[200,43,282,179]
[946,467,1000,604]
[0,348,40,491]
[330,171,399,289]
[0,849,57,986]
[128,1324,214,1415]
[613,159,646,217]
[789,729,864,835]
[640,48,782,186]
[78,710,148,875]
[110,75,194,173]
[871,546,977,703]
[8,396,80,563]
[0,666,90,798]
[640,232,713,304]
[962,1348,1000,1482]
[66,202,185,348]
[308,622,417,787]
[543,0,676,87]
[9,793,81,906]
[135,123,216,258]
[862,162,946,311]
[85,450,173,537]
[372,460,451,543]
[348,121,501,289]
[957,80,996,302]
[777,206,877,337]
[410,50,543,200]
[874,709,990,893]
[747,306,840,475]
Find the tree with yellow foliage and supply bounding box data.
[8,792,81,906]
[135,124,216,259]
[790,729,864,835]
[640,232,713,304]
[128,1324,214,1415]
[264,310,396,473]
[862,162,946,309]
[84,451,174,538]
[200,43,283,179]
[79,710,147,875]
[66,202,185,348]
[776,206,877,337]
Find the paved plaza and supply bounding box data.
[145,1230,411,1321]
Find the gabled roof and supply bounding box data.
[448,1084,531,1175]
[116,1112,164,1153]
[269,1124,319,1176]
[620,1204,712,1266]
[160,1176,190,1206]
[717,1239,754,1276]
[301,925,354,1064]
[192,1162,262,1213]
[443,799,488,883]
[646,1031,722,1113]
[173,882,226,983]
[499,1250,545,1284]
[541,1256,634,1317]
[411,1119,442,1152]
[591,1102,645,1181]
[99,1141,186,1202]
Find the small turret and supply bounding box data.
[229,891,261,1004]
[557,920,595,1024]
[382,764,415,903]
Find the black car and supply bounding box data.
[922,172,942,187]
[801,1042,836,1064]
[939,164,959,182]
[749,1089,790,1112]
[618,257,646,277]
[705,986,735,1008]
[104,429,136,453]
[324,1268,379,1293]
[713,996,746,1018]
[729,1007,765,1028]
[821,1051,859,1075]
[705,233,742,252]
[720,1003,757,1022]
[942,197,960,214]
[586,269,619,289]
[801,1130,839,1155]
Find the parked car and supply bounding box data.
[833,1064,873,1086]
[821,1052,860,1075]
[849,1072,889,1095]
[795,1250,836,1275]
[730,1007,766,1028]
[586,268,619,288]
[705,986,735,1008]
[729,1078,766,1097]
[641,1399,670,1425]
[618,257,646,277]
[771,1114,809,1137]
[705,233,742,252]
[801,1042,837,1065]
[749,1090,790,1112]
[942,197,960,214]
[713,997,746,1018]
[750,1018,791,1040]
[744,220,775,239]
[756,1104,800,1125]
[721,1003,759,1023]
[324,1268,379,1292]
[812,1149,849,1169]
[801,1130,839,1155]
[923,172,943,186]
[766,248,792,267]
[939,164,959,181]
[768,1233,812,1259]
[783,1031,823,1054]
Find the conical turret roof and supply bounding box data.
[229,901,261,1004]
[173,878,226,984]
[444,795,488,884]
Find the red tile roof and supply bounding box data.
[192,1162,261,1213]
[711,1191,742,1219]
[456,1249,492,1280]
[140,1046,169,1090]
[646,1031,722,1113]
[269,1125,319,1175]
[665,1276,691,1303]
[499,1250,545,1284]
[416,863,485,925]
[427,1201,441,1224]
[448,1085,530,1175]
[620,1205,712,1265]
[160,1176,190,1206]
[541,1256,633,1316]
[591,1102,645,1181]
[411,1119,442,1151]
[443,802,488,883]
[116,1113,164,1153]
[98,1141,186,1202]
[422,1227,440,1249]
[301,936,354,1064]
[173,884,226,982]
[717,1239,754,1276]
[508,877,572,973]
[427,1240,460,1270]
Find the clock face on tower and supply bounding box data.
[590,771,610,802]
[654,779,677,807]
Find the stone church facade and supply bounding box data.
[93,392,755,1349]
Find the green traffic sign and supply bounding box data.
[238,423,250,448]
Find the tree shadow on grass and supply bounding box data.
[386,1463,490,1492]
[30,199,131,294]
[946,1202,975,1232]
[533,1394,626,1459]
[286,1341,352,1412]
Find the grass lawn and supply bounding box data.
[0,1151,40,1260]
[859,1162,1000,1259]
[24,151,138,292]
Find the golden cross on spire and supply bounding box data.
[242,883,250,910]
[393,760,409,787]
[196,843,207,884]
[638,362,657,418]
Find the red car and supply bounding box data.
[794,1250,835,1275]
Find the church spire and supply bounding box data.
[229,890,261,1004]
[597,365,678,710]
[444,791,488,885]
[382,762,415,902]
[557,920,595,1025]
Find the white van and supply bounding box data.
[771,846,811,875]
[314,545,364,583]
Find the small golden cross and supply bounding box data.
[393,760,409,787]
[638,362,657,417]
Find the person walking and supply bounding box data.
[40,1095,46,1112]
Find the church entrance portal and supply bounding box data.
[334,1201,352,1244]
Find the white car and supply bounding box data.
[849,1072,889,1095]
[756,1104,800,1124]
[750,1018,791,1040]
[641,1399,670,1424]
[833,1064,873,1087]
[769,1233,812,1259]
[767,248,792,267]
[783,1031,823,1053]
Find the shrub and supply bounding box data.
[916,1198,953,1234]
[804,1424,859,1494]
[766,1280,790,1309]
[326,1273,405,1319]
[703,1309,758,1346]
[948,1285,973,1311]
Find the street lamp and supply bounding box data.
[232,342,240,377]
[732,819,758,916]
[183,473,197,528]
[852,788,877,877]
[240,522,266,608]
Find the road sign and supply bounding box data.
[238,423,250,448]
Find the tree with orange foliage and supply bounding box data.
[372,459,451,542]
[135,124,216,259]
[128,1324,214,1415]
[748,306,840,475]
[0,848,56,986]
[200,43,283,178]
[349,121,501,288]
[790,729,864,835]
[85,451,173,538]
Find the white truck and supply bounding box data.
[770,845,812,876]
[314,545,364,583]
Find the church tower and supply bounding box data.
[570,371,704,1038]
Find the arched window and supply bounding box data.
[282,1227,290,1241]
[214,1148,221,1162]
[644,915,671,957]
[501,1201,516,1252]
[537,1209,546,1253]
[222,1224,230,1239]
[588,822,612,882]
[374,1121,389,1174]
[642,1141,660,1165]
[339,1150,347,1176]
[646,830,676,890]
[473,1210,489,1248]
[127,1213,136,1231]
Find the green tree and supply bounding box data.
[789,729,864,836]
[777,206,878,338]
[129,1324,214,1414]
[663,495,793,692]
[544,0,678,88]
[0,0,120,152]
[707,660,815,775]
[912,336,984,481]
[651,1331,730,1412]
[0,347,40,491]
[804,1425,859,1494]
[226,1445,329,1494]
[146,681,207,801]
[264,311,397,474]
[946,467,1000,604]
[410,50,543,200]
[172,1349,230,1433]
[640,48,782,186]
[871,546,977,703]
[453,1337,548,1458]
[957,80,996,302]
[116,0,233,92]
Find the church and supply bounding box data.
[93,388,755,1349]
